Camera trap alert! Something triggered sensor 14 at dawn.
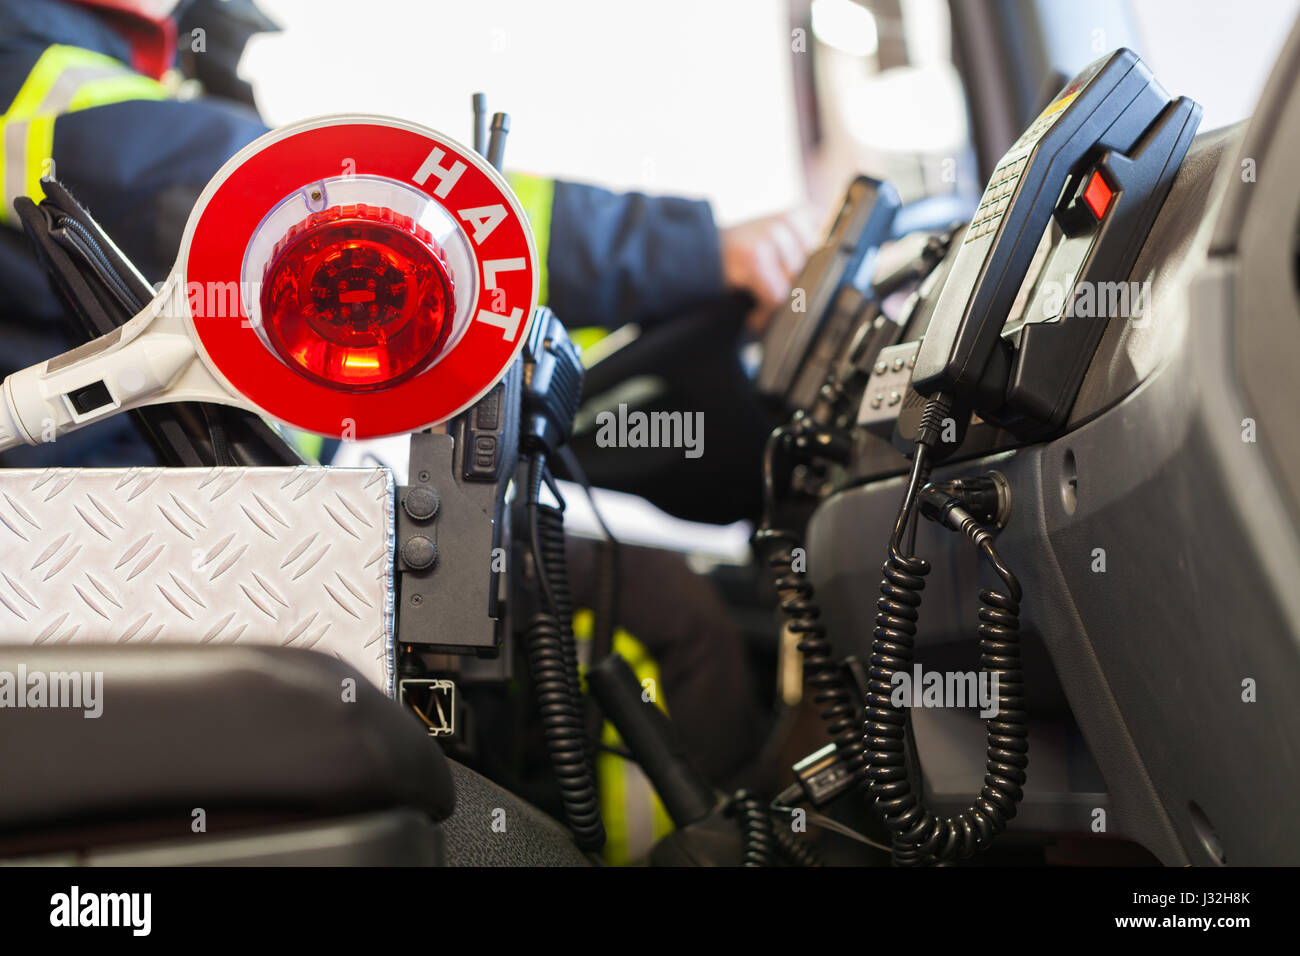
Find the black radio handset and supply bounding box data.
[909,48,1200,441]
[758,175,900,410]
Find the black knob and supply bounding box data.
[404,486,440,521]
[402,534,437,570]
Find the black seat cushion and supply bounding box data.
[442,760,592,866]
[0,645,454,842]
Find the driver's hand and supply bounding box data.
[719,208,818,335]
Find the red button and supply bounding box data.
[1082,170,1113,219]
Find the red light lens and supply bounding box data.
[259,203,454,390]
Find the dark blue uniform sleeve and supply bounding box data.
[546,180,725,329]
[51,97,268,284]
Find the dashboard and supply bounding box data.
[756,43,1300,864]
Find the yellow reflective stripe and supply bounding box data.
[568,326,610,356]
[651,780,673,837]
[614,632,664,711]
[67,74,167,111]
[603,629,673,862]
[507,172,554,306]
[572,607,676,863]
[1,44,167,224]
[4,46,105,115]
[284,428,325,463]
[597,751,630,865]
[573,608,666,711]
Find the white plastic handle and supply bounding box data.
[0,290,234,452]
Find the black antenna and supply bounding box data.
[487,112,510,171]
[472,93,488,156]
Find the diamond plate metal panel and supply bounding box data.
[0,467,395,695]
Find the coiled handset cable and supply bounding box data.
[866,393,1028,864]
[524,453,604,851]
[751,231,958,786]
[520,310,605,852]
[755,419,869,785]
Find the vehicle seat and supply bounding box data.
[0,644,589,865]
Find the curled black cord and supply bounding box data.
[864,426,1028,865]
[555,444,620,679]
[756,424,870,789]
[731,790,776,867]
[772,819,826,867]
[754,526,866,785]
[732,791,826,867]
[525,453,605,851]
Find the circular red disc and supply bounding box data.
[183,118,537,439]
